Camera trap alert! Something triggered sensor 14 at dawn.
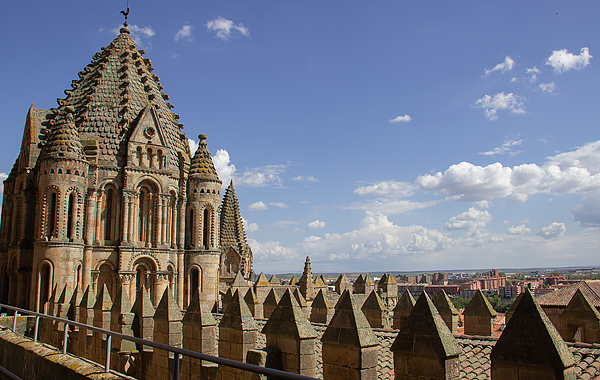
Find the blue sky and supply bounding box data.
[1,1,600,274]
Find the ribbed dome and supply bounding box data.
[42,27,188,167]
[39,107,86,161]
[189,134,220,181]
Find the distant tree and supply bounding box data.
[451,297,470,310]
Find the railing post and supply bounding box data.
[173,353,180,380]
[11,311,17,332]
[34,316,40,342]
[105,335,112,372]
[62,323,69,354]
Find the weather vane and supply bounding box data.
[120,0,130,27]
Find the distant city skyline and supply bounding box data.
[1,1,600,273]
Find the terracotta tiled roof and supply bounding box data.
[455,336,600,380]
[46,27,187,167]
[537,281,600,308]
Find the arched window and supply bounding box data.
[147,148,154,168]
[47,192,57,239]
[104,188,114,240]
[203,208,210,248]
[137,147,143,166]
[75,264,81,290]
[136,266,147,293]
[190,267,201,296]
[67,193,75,239]
[39,263,51,312]
[187,208,195,247]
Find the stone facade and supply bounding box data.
[0,26,252,314]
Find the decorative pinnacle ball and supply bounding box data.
[199,134,208,140]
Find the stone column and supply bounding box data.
[391,292,461,380]
[321,290,378,380]
[491,289,576,380]
[161,196,168,245]
[178,198,186,248]
[262,289,317,376]
[83,190,96,289]
[122,193,129,243]
[156,196,163,245]
[94,190,104,244]
[219,290,258,380]
[177,252,184,309]
[127,196,134,242]
[170,197,177,248]
[146,194,153,247]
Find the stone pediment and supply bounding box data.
[127,105,170,170]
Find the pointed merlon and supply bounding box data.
[183,288,217,326]
[254,272,270,287]
[262,289,317,339]
[491,289,575,371]
[94,283,113,311]
[289,274,299,286]
[264,288,280,307]
[434,289,459,316]
[391,291,461,357]
[231,271,249,287]
[131,283,155,318]
[269,274,280,285]
[312,289,333,309]
[154,286,182,321]
[293,288,308,308]
[220,289,257,331]
[463,289,497,318]
[321,290,378,348]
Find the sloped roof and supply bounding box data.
[39,108,86,161]
[537,280,600,308]
[47,26,187,167]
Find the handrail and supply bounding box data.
[0,303,317,380]
[0,364,21,380]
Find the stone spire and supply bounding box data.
[297,256,315,301]
[220,181,249,247]
[189,134,220,180]
[433,289,459,334]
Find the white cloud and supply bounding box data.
[237,164,286,187]
[511,77,518,83]
[299,211,452,261]
[526,66,541,83]
[444,207,492,231]
[506,224,531,235]
[269,202,290,209]
[0,172,7,197]
[479,138,523,156]
[539,82,556,93]
[571,193,600,226]
[473,92,526,120]
[546,47,592,73]
[390,114,412,123]
[537,222,566,240]
[484,56,515,77]
[188,138,199,155]
[205,16,250,41]
[307,220,326,230]
[112,24,155,48]
[242,217,258,232]
[417,140,600,202]
[175,24,193,41]
[291,175,318,182]
[248,201,268,211]
[348,199,442,216]
[213,149,237,187]
[354,181,416,198]
[248,239,298,261]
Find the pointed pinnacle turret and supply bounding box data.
[189,134,220,180]
[39,107,86,161]
[322,290,378,348]
[262,289,317,339]
[155,286,182,321]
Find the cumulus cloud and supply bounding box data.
[473,92,526,120]
[242,217,258,232]
[188,138,199,155]
[507,224,531,235]
[348,199,442,216]
[539,82,556,93]
[269,202,290,209]
[307,220,326,230]
[444,207,492,231]
[526,66,541,82]
[546,47,592,73]
[248,201,268,211]
[112,24,155,48]
[213,149,237,186]
[248,239,298,261]
[354,181,416,198]
[390,114,412,123]
[484,56,515,77]
[291,176,318,182]
[537,222,566,240]
[205,16,250,41]
[175,24,193,41]
[212,148,286,188]
[479,138,523,157]
[571,193,600,226]
[418,140,600,202]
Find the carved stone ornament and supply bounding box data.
[143,126,156,139]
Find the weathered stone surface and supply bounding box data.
[491,289,575,379]
[335,273,352,295]
[463,289,496,336]
[559,288,600,344]
[311,289,334,324]
[393,290,415,330]
[361,290,389,329]
[434,290,459,334]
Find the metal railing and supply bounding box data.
[0,303,317,380]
